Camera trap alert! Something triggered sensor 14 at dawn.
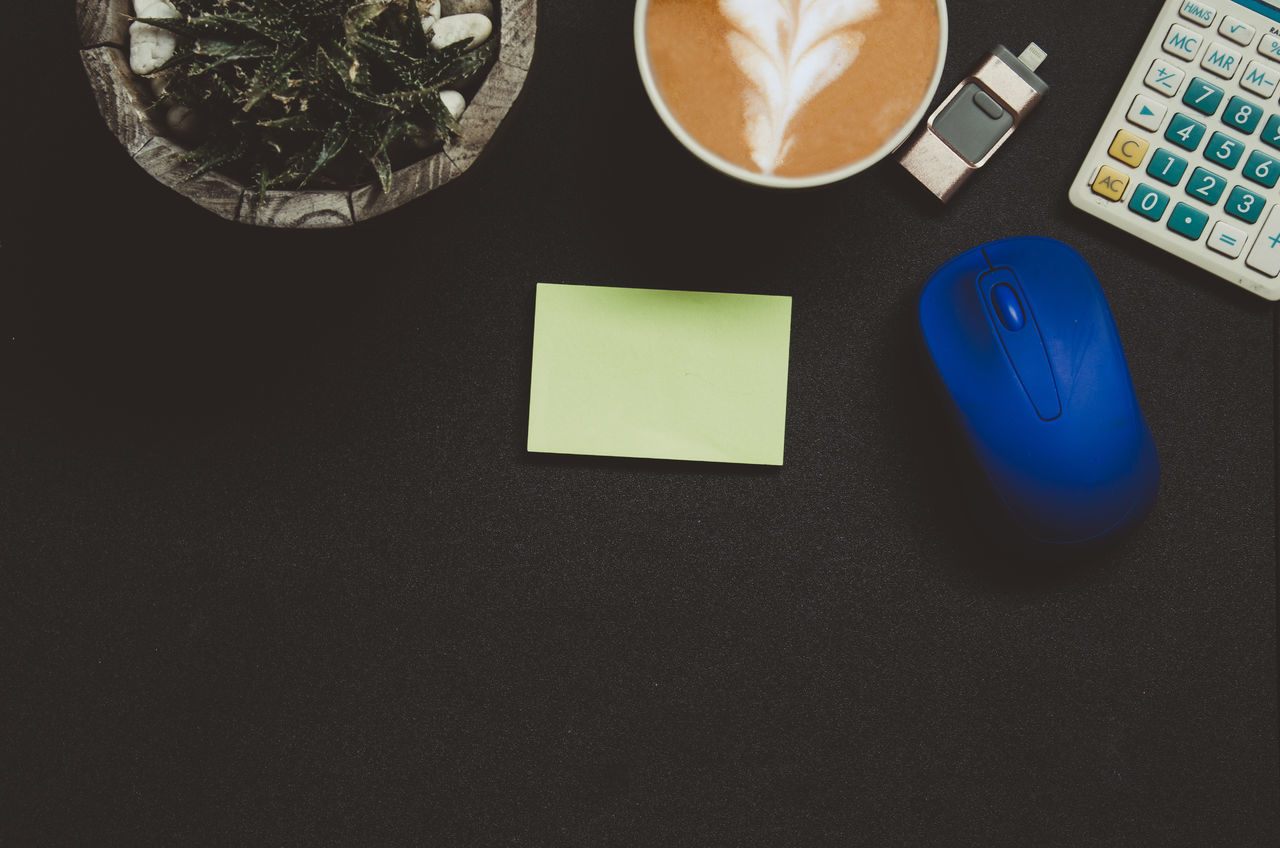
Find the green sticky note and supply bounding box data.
[528,283,792,465]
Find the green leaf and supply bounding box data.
[369,147,393,191]
[195,12,293,42]
[401,0,431,55]
[299,119,352,186]
[400,39,493,89]
[315,44,352,91]
[244,47,303,110]
[352,118,408,191]
[146,49,199,77]
[416,89,461,140]
[178,136,248,180]
[343,1,392,38]
[258,113,322,132]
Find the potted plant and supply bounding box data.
[76,0,536,226]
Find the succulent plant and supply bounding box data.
[133,0,496,192]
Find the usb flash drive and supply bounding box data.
[898,43,1049,202]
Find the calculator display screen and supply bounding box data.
[1236,0,1280,24]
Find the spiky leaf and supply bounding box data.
[140,0,498,190]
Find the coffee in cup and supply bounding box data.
[635,0,948,187]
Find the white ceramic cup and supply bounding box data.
[634,0,949,188]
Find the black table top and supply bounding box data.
[3,1,1277,844]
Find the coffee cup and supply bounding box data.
[634,0,948,188]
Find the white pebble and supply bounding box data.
[430,14,492,50]
[133,0,175,16]
[419,4,444,35]
[440,90,466,118]
[129,0,179,76]
[129,22,177,75]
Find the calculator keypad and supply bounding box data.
[1070,0,1280,298]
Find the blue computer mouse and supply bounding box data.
[918,236,1159,547]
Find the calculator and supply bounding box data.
[1069,0,1280,300]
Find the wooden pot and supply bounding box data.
[76,0,536,227]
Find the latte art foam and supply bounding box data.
[721,0,879,174]
[645,0,941,179]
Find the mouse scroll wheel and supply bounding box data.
[991,283,1026,331]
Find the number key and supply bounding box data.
[1186,166,1227,204]
[1204,131,1244,168]
[1261,114,1280,150]
[1223,95,1263,133]
[1148,148,1189,185]
[1129,183,1170,221]
[1183,77,1225,114]
[1243,149,1280,187]
[1226,185,1265,223]
[1166,113,1208,150]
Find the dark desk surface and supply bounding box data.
[3,1,1277,844]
